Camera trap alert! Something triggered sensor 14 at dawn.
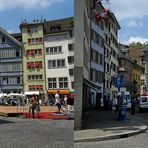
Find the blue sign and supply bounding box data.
[115,76,123,88]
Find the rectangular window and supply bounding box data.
[69,69,74,76]
[28,75,31,80]
[46,48,49,53]
[48,60,56,68]
[28,75,42,80]
[28,39,31,44]
[46,46,62,54]
[50,26,61,32]
[31,50,34,55]
[16,51,20,57]
[35,61,40,67]
[48,59,65,68]
[59,77,68,88]
[28,38,43,45]
[68,56,74,64]
[39,38,43,42]
[54,47,57,53]
[1,36,7,43]
[17,77,20,84]
[34,50,38,55]
[68,44,74,51]
[27,27,31,33]
[58,46,62,52]
[38,49,42,55]
[48,78,57,89]
[27,62,34,68]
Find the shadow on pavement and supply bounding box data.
[0,119,15,125]
[82,110,142,130]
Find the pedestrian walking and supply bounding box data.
[55,91,64,113]
[36,96,41,118]
[131,96,136,115]
[30,94,37,118]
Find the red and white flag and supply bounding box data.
[95,9,109,21]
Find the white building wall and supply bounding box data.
[44,33,74,92]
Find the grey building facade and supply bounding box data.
[74,0,104,129]
[0,27,23,94]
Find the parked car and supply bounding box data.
[139,96,148,112]
[117,91,131,109]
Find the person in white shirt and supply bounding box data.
[113,96,118,114]
[55,91,64,113]
[64,95,68,106]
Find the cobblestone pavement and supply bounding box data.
[0,116,73,148]
[74,110,148,148]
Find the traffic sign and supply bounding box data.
[115,76,123,88]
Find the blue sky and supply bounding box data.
[1,0,148,45]
[0,0,73,33]
[111,0,148,44]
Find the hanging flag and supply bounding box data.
[95,9,109,21]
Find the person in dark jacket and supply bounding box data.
[131,96,136,115]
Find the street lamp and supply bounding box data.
[115,67,127,120]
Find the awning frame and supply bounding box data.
[83,78,102,92]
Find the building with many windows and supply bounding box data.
[44,17,74,95]
[0,27,23,94]
[103,12,120,105]
[90,3,104,109]
[20,19,46,98]
[74,0,91,129]
[109,13,120,100]
[74,0,121,129]
[118,46,143,97]
[74,0,106,129]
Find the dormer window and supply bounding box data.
[0,36,7,43]
[50,25,61,32]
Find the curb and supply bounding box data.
[0,112,8,117]
[74,125,147,143]
[0,112,20,117]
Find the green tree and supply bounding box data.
[129,42,143,48]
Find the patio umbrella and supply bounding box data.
[7,93,19,97]
[0,93,7,98]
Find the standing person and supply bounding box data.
[36,96,41,118]
[131,96,136,115]
[64,95,68,106]
[55,91,64,113]
[117,95,122,120]
[113,95,118,114]
[30,94,37,118]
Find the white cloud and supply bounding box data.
[111,0,148,20]
[122,37,148,45]
[0,0,65,11]
[7,29,20,34]
[126,20,143,28]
